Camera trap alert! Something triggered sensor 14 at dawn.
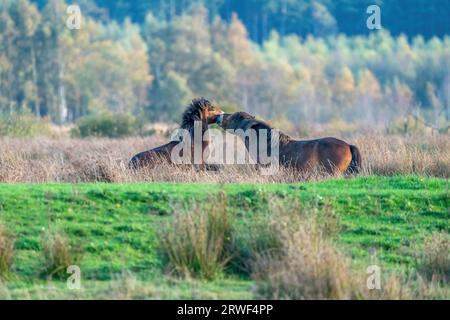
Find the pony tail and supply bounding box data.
[346,145,362,175]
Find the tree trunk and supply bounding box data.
[31,44,40,117]
[57,50,68,124]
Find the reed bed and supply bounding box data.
[0,133,448,183]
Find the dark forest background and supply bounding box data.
[33,0,450,41]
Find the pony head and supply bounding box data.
[181,98,224,128]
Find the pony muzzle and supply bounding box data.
[216,114,224,125]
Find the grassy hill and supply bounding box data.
[0,176,448,299]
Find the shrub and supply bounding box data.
[41,230,83,278]
[158,193,232,280]
[71,113,139,138]
[0,115,51,137]
[385,115,427,135]
[0,224,15,276]
[416,232,450,282]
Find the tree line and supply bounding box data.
[1,0,449,130]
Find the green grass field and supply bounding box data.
[0,176,448,299]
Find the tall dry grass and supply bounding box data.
[252,216,354,300]
[354,134,450,177]
[0,224,15,277]
[41,230,83,279]
[415,232,450,283]
[0,133,448,183]
[250,212,450,300]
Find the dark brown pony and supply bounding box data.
[215,112,362,175]
[129,98,224,170]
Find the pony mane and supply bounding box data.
[251,114,292,145]
[276,129,292,145]
[229,112,292,144]
[180,98,211,129]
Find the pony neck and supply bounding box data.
[265,125,292,147]
[180,107,207,130]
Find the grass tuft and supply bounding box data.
[158,193,232,280]
[416,232,450,283]
[41,230,83,279]
[0,224,15,277]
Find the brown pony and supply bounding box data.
[129,98,224,170]
[215,112,362,175]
